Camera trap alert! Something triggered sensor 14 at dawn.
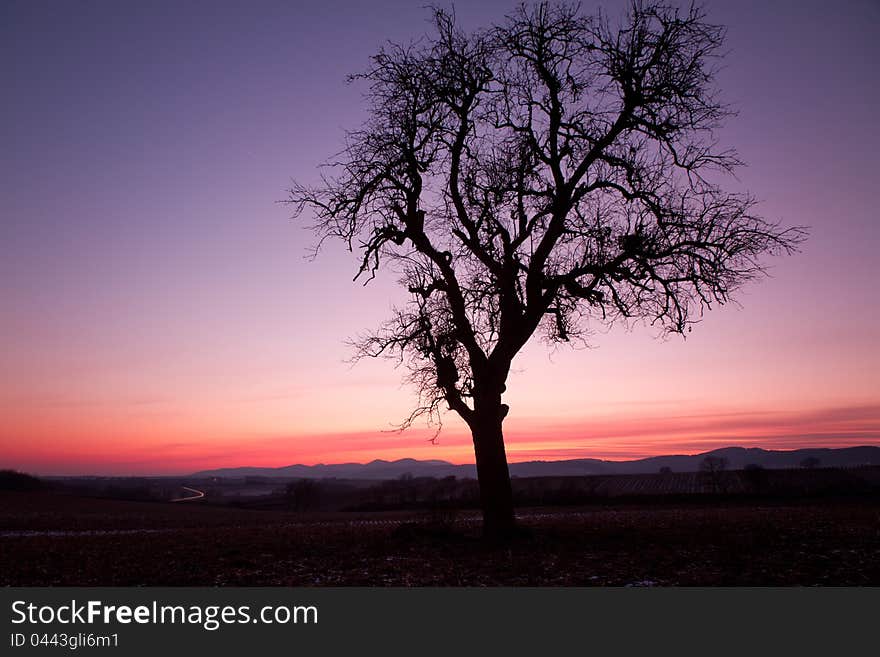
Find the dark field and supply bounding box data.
[2,491,879,586]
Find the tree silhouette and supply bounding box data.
[287,2,804,537]
[699,455,729,493]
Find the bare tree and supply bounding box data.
[287,2,804,537]
[699,455,729,493]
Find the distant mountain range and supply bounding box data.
[192,446,880,480]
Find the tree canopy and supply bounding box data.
[287,1,804,535]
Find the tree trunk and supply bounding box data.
[471,412,516,539]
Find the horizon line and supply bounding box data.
[20,443,880,478]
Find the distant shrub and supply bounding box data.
[0,469,42,491]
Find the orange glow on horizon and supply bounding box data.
[4,402,878,476]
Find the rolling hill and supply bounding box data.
[191,446,880,480]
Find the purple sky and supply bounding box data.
[2,0,879,474]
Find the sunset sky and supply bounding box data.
[2,0,878,475]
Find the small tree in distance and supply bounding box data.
[699,455,729,494]
[287,2,804,538]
